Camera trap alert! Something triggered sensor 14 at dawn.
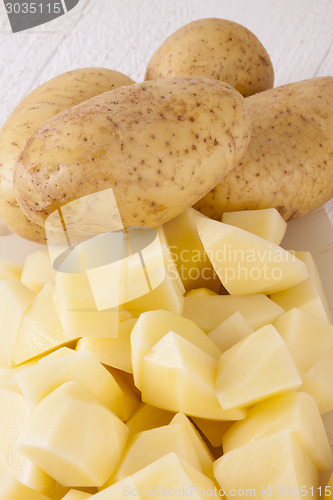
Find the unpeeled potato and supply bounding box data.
[14,77,251,231]
[145,18,274,97]
[195,77,333,221]
[0,68,134,243]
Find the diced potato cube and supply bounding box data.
[133,453,219,499]
[0,361,36,393]
[76,318,137,373]
[21,251,56,294]
[163,207,221,292]
[130,309,220,388]
[214,432,319,498]
[273,308,333,374]
[183,294,284,333]
[54,246,120,339]
[0,280,35,367]
[208,311,254,352]
[0,260,23,280]
[222,208,287,245]
[109,422,203,484]
[17,382,129,487]
[170,413,214,478]
[271,251,331,322]
[99,453,219,499]
[0,365,10,385]
[61,490,92,499]
[15,349,139,421]
[103,367,140,421]
[223,392,332,471]
[125,403,174,434]
[125,228,185,316]
[195,216,308,295]
[301,347,333,414]
[13,284,68,365]
[0,466,50,500]
[140,331,246,420]
[0,388,55,493]
[215,325,302,410]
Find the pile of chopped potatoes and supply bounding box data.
[0,207,332,498]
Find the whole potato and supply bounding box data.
[0,68,135,243]
[145,18,274,97]
[194,77,333,221]
[14,77,251,231]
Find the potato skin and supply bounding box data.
[0,68,134,242]
[14,77,251,230]
[145,18,274,97]
[194,77,333,221]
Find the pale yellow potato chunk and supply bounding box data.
[271,251,331,322]
[216,325,302,410]
[77,227,183,315]
[76,318,137,373]
[17,382,129,487]
[78,228,164,310]
[109,423,203,484]
[273,308,333,375]
[61,490,92,499]
[20,250,56,294]
[208,311,254,352]
[195,215,308,295]
[214,432,319,498]
[223,392,332,471]
[163,207,221,292]
[0,361,35,393]
[170,413,214,478]
[140,331,245,420]
[222,208,287,245]
[133,453,219,499]
[125,403,174,435]
[301,347,333,414]
[12,284,68,366]
[0,389,55,493]
[130,309,220,388]
[0,466,50,500]
[0,280,35,367]
[98,453,219,498]
[54,246,120,339]
[124,228,185,316]
[15,349,139,421]
[0,260,22,280]
[183,294,284,333]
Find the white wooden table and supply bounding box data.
[0,0,332,312]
